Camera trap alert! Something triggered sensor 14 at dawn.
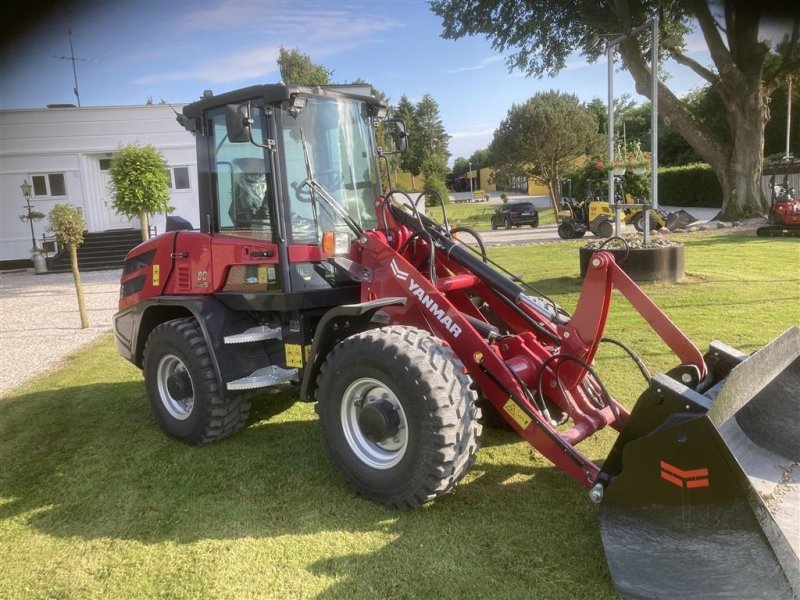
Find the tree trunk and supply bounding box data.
[69,243,89,329]
[616,36,768,220]
[716,87,769,219]
[139,210,150,241]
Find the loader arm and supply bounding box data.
[353,202,708,489]
[560,249,707,389]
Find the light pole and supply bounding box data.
[20,180,38,251]
[469,161,474,202]
[605,14,659,245]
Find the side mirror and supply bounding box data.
[225,103,252,143]
[393,120,408,153]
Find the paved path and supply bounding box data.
[475,206,722,246]
[0,269,121,397]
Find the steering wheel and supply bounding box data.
[316,169,342,191]
[291,181,313,203]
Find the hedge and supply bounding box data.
[657,163,722,208]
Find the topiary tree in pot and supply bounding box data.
[109,143,173,241]
[48,204,89,328]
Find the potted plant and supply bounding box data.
[579,235,685,284]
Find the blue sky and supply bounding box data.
[1,0,716,162]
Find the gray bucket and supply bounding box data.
[598,327,799,599]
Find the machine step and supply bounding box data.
[223,325,283,344]
[227,365,298,391]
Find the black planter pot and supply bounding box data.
[579,244,685,283]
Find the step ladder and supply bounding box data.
[223,324,297,391]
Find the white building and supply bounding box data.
[0,104,198,265]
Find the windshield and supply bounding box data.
[280,95,381,243]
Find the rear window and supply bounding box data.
[511,203,534,211]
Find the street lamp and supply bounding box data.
[605,14,660,245]
[20,180,39,251]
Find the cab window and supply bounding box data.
[208,105,274,240]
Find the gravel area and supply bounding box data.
[0,268,122,397]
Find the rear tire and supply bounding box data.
[143,317,251,445]
[315,326,482,509]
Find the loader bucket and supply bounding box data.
[598,327,799,600]
[665,209,697,230]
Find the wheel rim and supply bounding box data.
[156,354,195,420]
[340,377,408,469]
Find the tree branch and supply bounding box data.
[667,48,719,84]
[689,0,735,76]
[616,37,727,174]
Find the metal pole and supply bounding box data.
[469,161,473,201]
[787,74,793,158]
[645,15,659,244]
[68,29,81,107]
[608,44,620,236]
[24,195,37,250]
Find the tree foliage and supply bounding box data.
[277,47,332,85]
[393,94,451,191]
[489,91,600,218]
[431,0,800,218]
[109,144,173,240]
[48,204,89,328]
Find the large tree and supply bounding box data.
[395,95,421,188]
[431,1,800,219]
[277,47,332,85]
[415,94,451,199]
[489,91,601,219]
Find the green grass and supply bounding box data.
[1,232,798,599]
[428,201,557,230]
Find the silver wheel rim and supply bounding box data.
[340,377,408,470]
[156,354,194,420]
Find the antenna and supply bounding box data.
[53,29,100,107]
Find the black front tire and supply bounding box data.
[558,222,575,239]
[143,317,251,445]
[597,220,614,238]
[315,326,482,509]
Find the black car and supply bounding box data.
[491,201,539,229]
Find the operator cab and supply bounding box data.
[180,84,397,300]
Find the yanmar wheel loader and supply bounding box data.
[114,84,799,600]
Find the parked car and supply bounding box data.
[491,201,539,229]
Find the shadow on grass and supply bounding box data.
[0,380,613,598]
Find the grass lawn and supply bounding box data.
[1,232,798,599]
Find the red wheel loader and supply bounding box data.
[114,84,799,599]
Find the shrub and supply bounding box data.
[109,144,173,240]
[657,163,722,207]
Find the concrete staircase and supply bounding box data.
[47,229,143,273]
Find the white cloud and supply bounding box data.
[444,55,504,74]
[134,45,282,85]
[133,1,401,86]
[449,127,496,139]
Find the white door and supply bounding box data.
[102,172,139,230]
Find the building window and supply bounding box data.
[99,159,112,171]
[167,166,191,190]
[30,173,67,197]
